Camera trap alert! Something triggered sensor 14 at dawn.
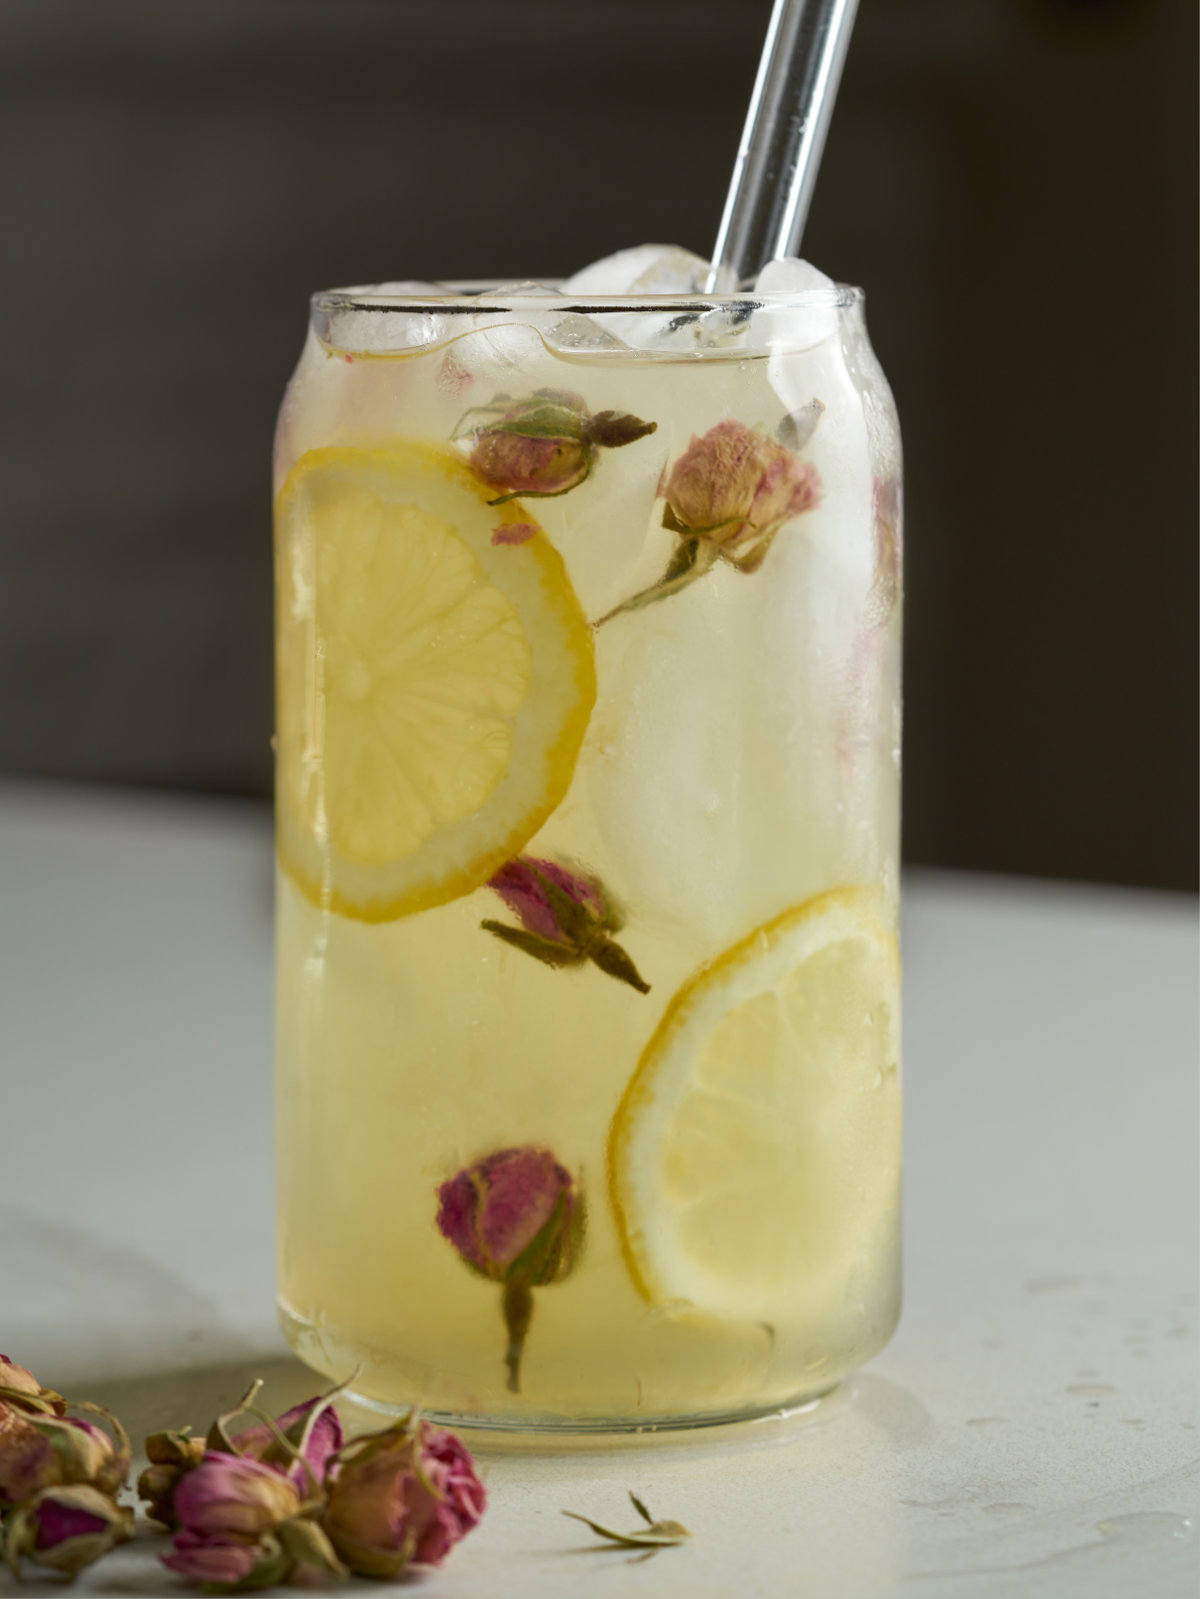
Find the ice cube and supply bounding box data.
[366,280,449,296]
[542,312,629,354]
[752,257,836,297]
[752,257,840,352]
[474,280,559,297]
[563,245,736,297]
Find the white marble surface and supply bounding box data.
[0,779,1196,1597]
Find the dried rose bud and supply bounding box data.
[171,1451,303,1543]
[595,418,822,624]
[0,1409,129,1506]
[455,388,656,505]
[664,419,821,565]
[2,1484,132,1579]
[437,1146,584,1392]
[138,1429,207,1529]
[323,1418,485,1578]
[483,856,650,994]
[0,1353,65,1416]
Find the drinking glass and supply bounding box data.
[274,282,902,1432]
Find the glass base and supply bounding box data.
[281,1297,849,1442]
[341,1382,843,1444]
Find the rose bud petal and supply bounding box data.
[161,1529,291,1591]
[0,1355,41,1402]
[173,1451,302,1542]
[491,520,539,546]
[0,1353,66,1416]
[231,1395,345,1495]
[3,1484,132,1579]
[323,1420,485,1578]
[0,1405,58,1506]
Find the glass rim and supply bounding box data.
[311,280,864,316]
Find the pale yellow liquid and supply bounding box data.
[275,298,903,1427]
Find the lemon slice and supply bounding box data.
[275,443,595,921]
[609,888,901,1322]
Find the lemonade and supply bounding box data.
[274,269,903,1429]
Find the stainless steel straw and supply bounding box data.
[706,0,860,289]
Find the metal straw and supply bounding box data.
[706,0,859,290]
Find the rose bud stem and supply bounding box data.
[502,1282,535,1394]
[593,538,720,626]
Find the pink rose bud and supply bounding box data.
[137,1429,207,1529]
[437,1147,584,1391]
[2,1484,132,1579]
[595,419,821,625]
[0,1410,129,1506]
[483,856,650,994]
[456,388,656,505]
[172,1451,302,1543]
[0,1353,65,1416]
[323,1419,485,1578]
[665,418,821,554]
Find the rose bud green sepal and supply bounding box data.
[454,388,656,505]
[138,1429,207,1529]
[437,1147,584,1391]
[275,1517,347,1585]
[483,856,650,994]
[3,1484,133,1579]
[323,1418,485,1577]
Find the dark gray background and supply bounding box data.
[1,0,1195,890]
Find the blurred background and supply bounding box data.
[0,0,1194,890]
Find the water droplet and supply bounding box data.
[1096,1513,1193,1546]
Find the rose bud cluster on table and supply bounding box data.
[0,1356,486,1589]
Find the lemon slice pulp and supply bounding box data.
[275,443,595,921]
[609,888,901,1322]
